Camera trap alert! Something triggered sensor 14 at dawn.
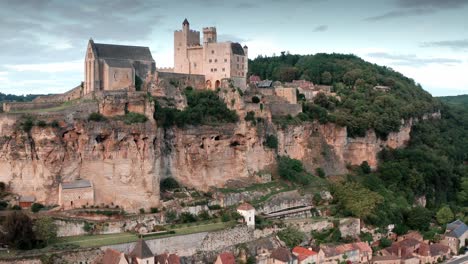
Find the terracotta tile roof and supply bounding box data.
[418,242,430,256]
[129,239,153,259]
[353,242,372,253]
[237,202,254,211]
[371,255,401,261]
[271,247,294,262]
[292,246,317,262]
[102,248,124,264]
[429,244,450,256]
[398,238,421,248]
[218,252,236,264]
[156,253,168,263]
[168,254,181,264]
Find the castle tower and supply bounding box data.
[174,18,201,74]
[203,27,217,45]
[84,39,100,95]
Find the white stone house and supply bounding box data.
[237,202,255,228]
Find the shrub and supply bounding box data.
[165,210,177,223]
[139,208,145,214]
[245,111,256,123]
[198,210,211,220]
[252,96,260,103]
[0,201,8,210]
[31,203,45,213]
[123,112,148,124]
[83,222,93,233]
[88,112,106,122]
[0,181,5,192]
[36,120,47,128]
[277,156,313,185]
[221,211,231,222]
[20,115,35,133]
[264,134,278,150]
[150,207,159,214]
[315,167,326,178]
[360,161,371,174]
[49,120,60,128]
[160,178,180,192]
[208,204,222,210]
[277,226,305,248]
[12,205,21,210]
[179,212,198,223]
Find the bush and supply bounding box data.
[315,167,326,178]
[208,204,222,210]
[2,211,36,250]
[264,134,278,150]
[221,211,231,222]
[380,237,392,248]
[36,120,47,128]
[20,115,35,133]
[49,120,60,128]
[179,212,198,223]
[88,112,106,122]
[165,210,177,223]
[83,222,93,233]
[12,205,21,210]
[252,96,260,103]
[360,161,371,174]
[245,111,256,123]
[160,178,180,192]
[31,203,45,213]
[277,226,305,248]
[150,207,159,214]
[122,112,148,124]
[0,181,5,192]
[139,208,145,214]
[277,156,313,185]
[198,210,211,220]
[0,201,8,210]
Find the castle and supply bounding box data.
[172,19,248,90]
[82,19,248,96]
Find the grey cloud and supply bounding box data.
[234,2,258,9]
[420,39,468,51]
[396,0,468,9]
[365,0,468,21]
[218,34,249,43]
[367,52,462,67]
[313,25,328,32]
[364,8,433,21]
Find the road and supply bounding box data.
[445,254,468,264]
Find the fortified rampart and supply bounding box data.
[156,71,206,90]
[33,85,83,103]
[2,101,63,113]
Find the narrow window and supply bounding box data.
[224,58,227,62]
[215,59,217,63]
[209,59,212,63]
[211,50,214,54]
[222,68,225,72]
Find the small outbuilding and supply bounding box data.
[19,195,35,209]
[58,179,94,210]
[237,202,255,228]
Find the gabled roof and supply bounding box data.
[237,202,254,211]
[61,179,92,189]
[102,248,127,264]
[217,252,235,264]
[429,244,450,256]
[257,80,273,88]
[271,248,294,262]
[19,195,35,202]
[446,219,468,238]
[292,246,317,261]
[90,40,154,61]
[130,239,153,259]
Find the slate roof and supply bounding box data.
[19,195,35,202]
[257,80,273,88]
[61,179,92,189]
[231,43,245,56]
[104,59,134,68]
[183,18,189,25]
[446,219,468,238]
[92,41,154,61]
[129,239,153,259]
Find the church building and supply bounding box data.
[173,19,248,90]
[84,39,156,95]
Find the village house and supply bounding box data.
[317,242,372,264]
[173,19,248,90]
[18,195,35,209]
[292,246,318,264]
[380,238,452,264]
[237,202,255,228]
[370,255,401,264]
[268,248,298,264]
[214,252,236,264]
[155,253,181,264]
[255,237,283,264]
[441,219,468,254]
[128,239,155,264]
[102,248,129,264]
[58,179,94,210]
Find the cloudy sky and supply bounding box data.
[0,0,467,96]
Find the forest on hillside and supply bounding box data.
[250,53,468,230]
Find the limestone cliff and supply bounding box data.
[0,105,428,210]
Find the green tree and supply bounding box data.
[436,205,454,225]
[1,211,36,250]
[277,156,312,185]
[360,161,371,174]
[33,217,57,246]
[265,134,278,150]
[277,226,305,248]
[333,182,383,218]
[406,207,432,231]
[321,71,332,85]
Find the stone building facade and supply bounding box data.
[59,179,94,210]
[84,39,156,95]
[173,19,248,90]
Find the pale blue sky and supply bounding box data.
[0,0,467,96]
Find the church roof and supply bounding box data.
[183,18,189,25]
[61,179,92,189]
[130,239,153,259]
[92,41,154,61]
[104,59,134,68]
[231,43,245,56]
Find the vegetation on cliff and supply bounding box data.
[154,89,238,127]
[249,53,439,139]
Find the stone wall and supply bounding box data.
[269,103,302,117]
[2,101,63,113]
[33,85,83,104]
[156,71,206,90]
[0,248,103,264]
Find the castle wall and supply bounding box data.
[2,101,63,113]
[156,71,206,90]
[269,103,302,117]
[275,87,297,104]
[105,65,134,91]
[33,85,83,104]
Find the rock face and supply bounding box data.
[0,99,422,210]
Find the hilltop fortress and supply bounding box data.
[0,19,418,212]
